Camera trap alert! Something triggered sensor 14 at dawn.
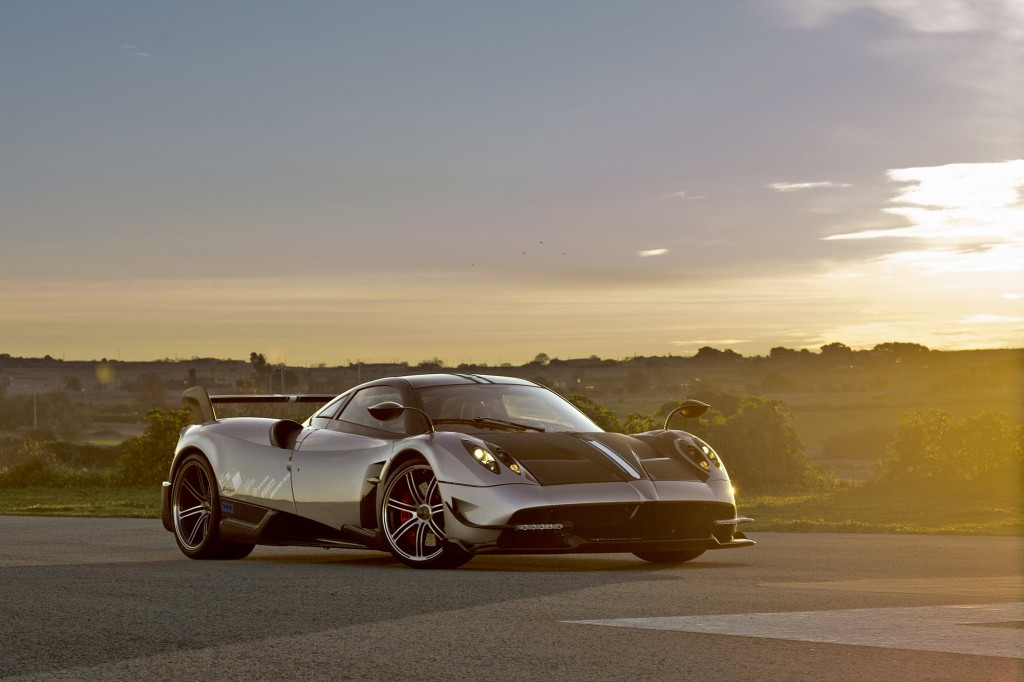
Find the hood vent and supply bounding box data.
[578,437,641,480]
[480,433,639,485]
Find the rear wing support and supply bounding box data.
[181,386,337,424]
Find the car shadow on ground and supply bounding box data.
[241,548,753,572]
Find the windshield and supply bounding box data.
[416,384,601,433]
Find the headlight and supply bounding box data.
[462,440,499,474]
[493,448,522,475]
[461,440,522,475]
[674,436,723,473]
[695,437,724,470]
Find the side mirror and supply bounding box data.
[368,402,435,433]
[368,401,406,422]
[663,399,710,429]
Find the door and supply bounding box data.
[290,384,408,530]
[290,429,393,530]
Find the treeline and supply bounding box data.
[0,408,192,487]
[1,393,1018,498]
[0,341,952,368]
[572,393,1020,495]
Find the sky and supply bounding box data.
[1,0,1022,366]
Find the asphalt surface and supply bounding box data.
[0,516,1020,681]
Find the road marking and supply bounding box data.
[764,576,1023,599]
[569,602,1024,659]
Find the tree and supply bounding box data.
[567,394,621,432]
[250,352,270,376]
[694,346,723,362]
[872,410,1022,493]
[623,413,658,434]
[117,408,194,485]
[872,342,930,363]
[819,342,853,365]
[769,346,812,364]
[686,396,811,491]
[532,353,551,366]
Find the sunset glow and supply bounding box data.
[1,2,1020,365]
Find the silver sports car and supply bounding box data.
[161,374,753,568]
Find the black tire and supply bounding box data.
[171,453,254,560]
[380,460,471,569]
[633,549,705,564]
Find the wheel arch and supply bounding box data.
[388,447,429,473]
[373,448,430,526]
[162,445,211,532]
[169,445,209,481]
[375,450,472,568]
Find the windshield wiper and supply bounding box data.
[474,417,545,432]
[432,418,545,432]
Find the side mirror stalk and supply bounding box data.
[367,401,435,433]
[663,399,710,430]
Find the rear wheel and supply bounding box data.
[633,549,705,564]
[380,460,471,569]
[171,453,254,560]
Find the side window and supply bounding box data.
[335,386,407,434]
[315,394,347,420]
[306,393,348,429]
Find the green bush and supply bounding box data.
[685,395,815,492]
[872,410,1022,494]
[567,393,622,432]
[116,408,194,485]
[587,393,815,493]
[0,440,111,487]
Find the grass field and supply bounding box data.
[741,487,1022,536]
[0,486,160,518]
[2,485,1019,536]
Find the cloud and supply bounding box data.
[774,0,1023,119]
[957,314,1024,325]
[870,244,1024,274]
[887,161,1024,209]
[776,0,1022,36]
[768,181,852,192]
[638,248,669,257]
[119,43,150,57]
[823,160,1024,272]
[671,339,749,348]
[666,191,707,200]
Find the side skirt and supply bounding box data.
[218,498,383,550]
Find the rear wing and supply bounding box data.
[181,386,337,424]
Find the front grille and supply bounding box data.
[498,501,736,548]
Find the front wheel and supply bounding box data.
[633,549,705,564]
[380,460,471,569]
[171,453,254,560]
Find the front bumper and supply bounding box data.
[448,498,754,555]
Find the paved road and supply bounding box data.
[0,516,1020,681]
